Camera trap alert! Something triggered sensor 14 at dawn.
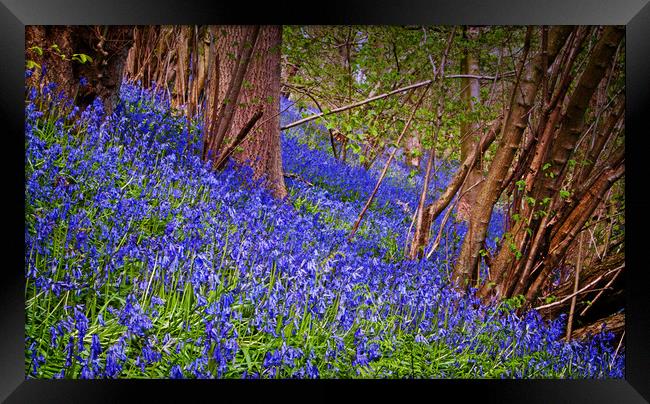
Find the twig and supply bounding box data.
[404,209,418,256]
[566,232,584,340]
[426,177,482,260]
[444,72,515,80]
[611,330,625,367]
[579,263,624,317]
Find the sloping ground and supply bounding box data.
[24,82,623,379]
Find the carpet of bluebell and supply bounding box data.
[24,78,624,379]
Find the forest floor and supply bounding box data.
[24,82,624,379]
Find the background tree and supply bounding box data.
[457,26,483,222]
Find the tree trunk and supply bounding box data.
[480,26,624,302]
[26,26,74,96]
[457,26,483,222]
[531,26,624,204]
[127,26,288,199]
[210,25,287,199]
[453,26,573,287]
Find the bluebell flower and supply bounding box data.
[74,308,89,352]
[170,365,184,379]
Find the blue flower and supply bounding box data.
[170,365,184,379]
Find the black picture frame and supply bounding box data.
[2,0,649,402]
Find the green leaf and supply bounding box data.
[26,60,41,70]
[28,46,43,56]
[526,196,536,206]
[515,180,526,191]
[72,53,93,64]
[533,210,547,219]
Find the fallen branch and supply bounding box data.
[579,262,624,317]
[569,312,624,341]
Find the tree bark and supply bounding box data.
[209,25,287,199]
[26,26,74,95]
[423,118,501,230]
[479,27,625,304]
[206,26,260,160]
[525,162,624,304]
